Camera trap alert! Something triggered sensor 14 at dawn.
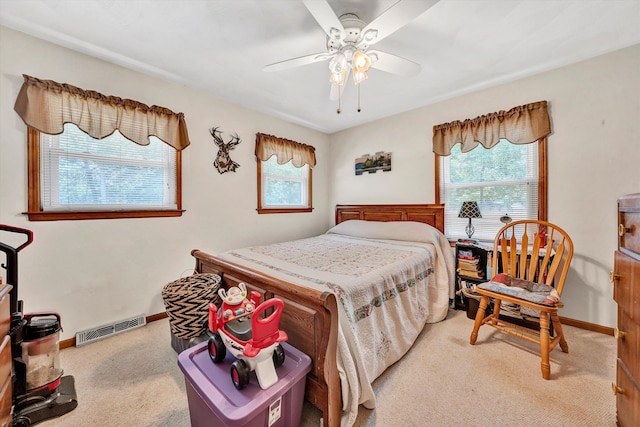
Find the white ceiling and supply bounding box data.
[1,0,639,134]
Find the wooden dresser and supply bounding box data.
[612,193,640,426]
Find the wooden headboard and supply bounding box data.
[335,204,445,233]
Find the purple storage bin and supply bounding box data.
[178,341,311,427]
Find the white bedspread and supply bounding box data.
[217,220,455,426]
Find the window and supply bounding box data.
[433,101,550,240]
[15,74,189,221]
[27,126,182,221]
[258,157,311,212]
[437,139,545,241]
[255,132,315,214]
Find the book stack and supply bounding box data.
[457,249,484,279]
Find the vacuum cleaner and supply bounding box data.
[1,224,77,426]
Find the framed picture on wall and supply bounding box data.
[355,151,392,175]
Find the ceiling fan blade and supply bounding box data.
[360,0,440,46]
[329,68,350,101]
[367,50,421,76]
[302,0,345,42]
[263,52,333,72]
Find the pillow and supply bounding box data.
[326,219,442,244]
[477,273,559,306]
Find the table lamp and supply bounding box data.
[458,201,482,239]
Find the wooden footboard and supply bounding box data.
[191,204,445,426]
[191,249,342,427]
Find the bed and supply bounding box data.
[191,204,454,427]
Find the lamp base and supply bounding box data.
[465,219,475,239]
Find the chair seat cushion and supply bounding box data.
[476,273,559,306]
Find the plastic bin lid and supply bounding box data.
[178,341,311,424]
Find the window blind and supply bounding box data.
[440,139,539,242]
[41,124,177,211]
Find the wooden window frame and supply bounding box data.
[25,127,184,221]
[434,137,548,227]
[256,158,313,214]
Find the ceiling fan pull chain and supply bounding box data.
[337,86,341,114]
[357,84,361,112]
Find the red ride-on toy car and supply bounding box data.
[207,283,288,390]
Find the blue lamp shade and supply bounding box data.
[458,201,482,239]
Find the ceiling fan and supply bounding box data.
[263,0,440,113]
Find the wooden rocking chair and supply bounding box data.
[469,220,574,379]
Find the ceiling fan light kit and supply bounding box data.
[263,0,439,114]
[352,51,371,83]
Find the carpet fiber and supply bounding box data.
[39,309,617,426]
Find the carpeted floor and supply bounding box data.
[38,309,617,426]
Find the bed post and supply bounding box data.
[321,292,340,427]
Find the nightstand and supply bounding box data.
[454,241,492,311]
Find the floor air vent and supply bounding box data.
[76,314,146,346]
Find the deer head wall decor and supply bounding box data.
[210,127,241,174]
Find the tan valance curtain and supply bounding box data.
[14,74,190,150]
[255,132,316,168]
[432,100,550,156]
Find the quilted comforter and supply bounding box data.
[217,220,455,426]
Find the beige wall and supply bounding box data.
[330,44,640,328]
[0,26,331,340]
